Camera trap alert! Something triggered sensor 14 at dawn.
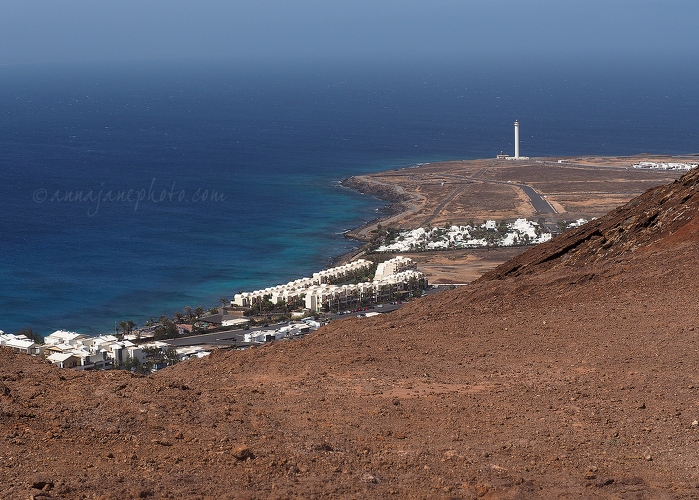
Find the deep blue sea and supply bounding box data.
[1,58,698,335]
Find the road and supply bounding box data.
[162,295,446,348]
[517,183,556,214]
[440,173,557,215]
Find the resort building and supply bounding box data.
[374,255,417,280]
[27,330,147,370]
[44,330,88,346]
[243,321,312,344]
[303,257,427,313]
[233,259,373,308]
[233,256,425,314]
[46,352,81,369]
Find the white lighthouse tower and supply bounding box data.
[514,120,520,159]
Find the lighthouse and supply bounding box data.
[497,120,528,160]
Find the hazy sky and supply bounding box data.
[0,0,697,66]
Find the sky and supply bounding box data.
[0,0,697,66]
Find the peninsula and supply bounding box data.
[342,154,695,282]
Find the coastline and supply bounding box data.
[331,172,423,266]
[340,174,425,242]
[17,154,692,336]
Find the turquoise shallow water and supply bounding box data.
[1,59,698,334]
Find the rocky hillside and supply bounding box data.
[484,166,699,278]
[4,169,699,498]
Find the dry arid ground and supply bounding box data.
[4,168,699,498]
[398,247,527,284]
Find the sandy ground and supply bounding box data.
[398,247,527,284]
[345,154,689,236]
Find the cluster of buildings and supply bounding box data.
[1,328,211,370]
[2,258,427,368]
[632,161,697,171]
[376,219,553,252]
[0,331,42,356]
[0,329,146,369]
[233,259,372,309]
[233,256,427,313]
[243,320,316,344]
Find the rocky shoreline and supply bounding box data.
[329,175,417,266]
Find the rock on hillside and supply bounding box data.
[3,169,699,498]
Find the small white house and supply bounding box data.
[45,330,87,346]
[47,352,80,369]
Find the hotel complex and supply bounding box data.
[233,256,427,313]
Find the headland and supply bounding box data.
[341,154,695,283]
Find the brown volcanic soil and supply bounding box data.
[5,171,699,498]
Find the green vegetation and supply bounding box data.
[16,327,44,344]
[153,318,179,340]
[118,320,137,336]
[367,224,401,252]
[123,355,149,374]
[142,346,180,368]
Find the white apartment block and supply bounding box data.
[233,256,426,314]
[233,259,372,307]
[374,255,417,280]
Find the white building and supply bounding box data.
[46,352,80,369]
[0,333,42,355]
[234,256,425,315]
[374,256,417,280]
[44,330,87,346]
[304,258,426,313]
[233,259,372,307]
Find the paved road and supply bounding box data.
[165,329,244,347]
[516,183,556,214]
[162,295,447,348]
[440,173,557,215]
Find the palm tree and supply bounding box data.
[119,320,137,336]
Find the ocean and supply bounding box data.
[1,58,698,335]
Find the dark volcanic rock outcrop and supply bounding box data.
[3,169,699,498]
[341,175,412,204]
